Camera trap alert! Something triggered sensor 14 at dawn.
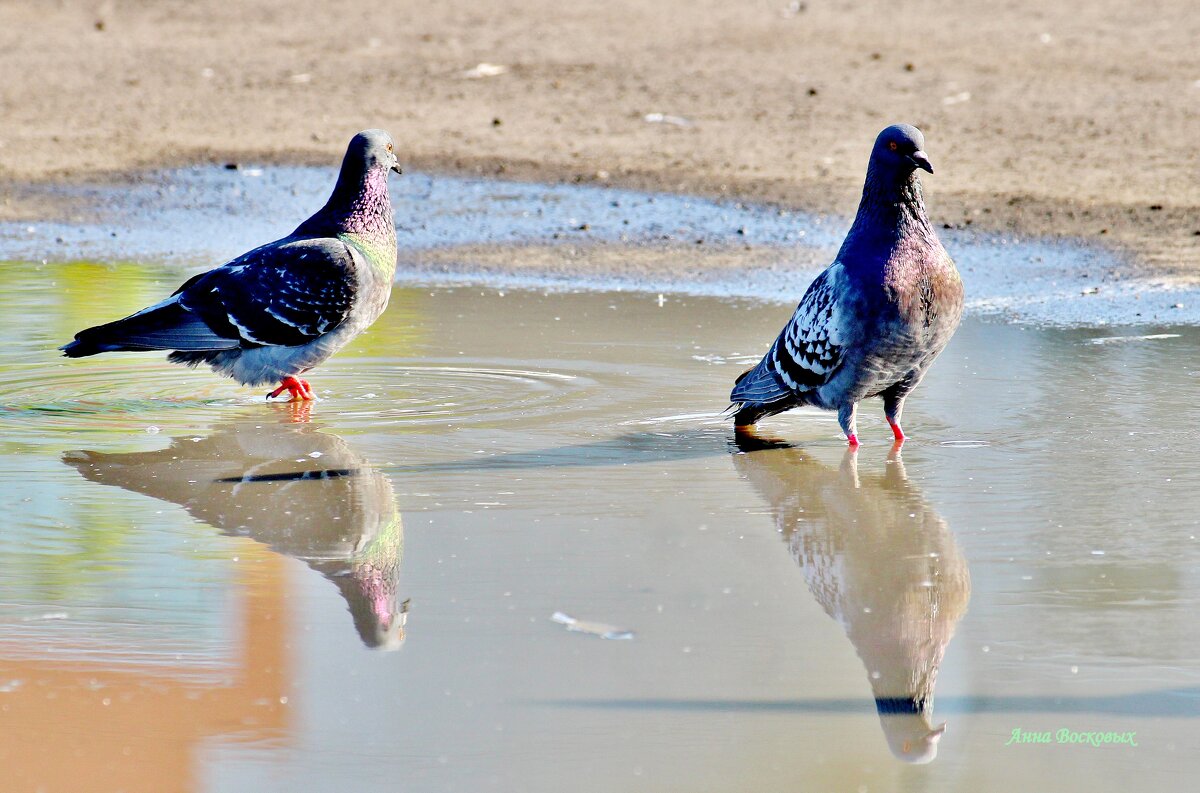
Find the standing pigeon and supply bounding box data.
[60,129,402,401]
[731,124,962,445]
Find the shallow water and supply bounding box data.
[1,256,1199,791]
[4,166,1196,325]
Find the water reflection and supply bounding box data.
[732,437,970,763]
[63,405,409,650]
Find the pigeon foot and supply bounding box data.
[267,376,316,402]
[887,418,906,442]
[846,433,860,448]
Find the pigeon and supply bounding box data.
[60,129,403,401]
[730,124,963,445]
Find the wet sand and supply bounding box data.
[10,167,1187,327]
[1,0,1198,274]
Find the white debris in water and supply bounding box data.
[1091,550,1106,555]
[22,612,69,621]
[463,63,508,79]
[1089,333,1181,345]
[942,91,972,105]
[551,611,634,640]
[643,113,694,127]
[622,411,726,427]
[308,451,323,458]
[691,353,759,365]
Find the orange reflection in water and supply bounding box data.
[0,548,289,793]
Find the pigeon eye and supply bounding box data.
[888,141,898,152]
[386,143,393,152]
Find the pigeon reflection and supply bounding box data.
[63,407,409,651]
[732,437,970,763]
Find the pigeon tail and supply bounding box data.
[60,299,236,357]
[167,349,225,367]
[729,355,798,426]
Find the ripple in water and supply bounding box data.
[327,362,597,429]
[0,355,599,437]
[0,360,240,437]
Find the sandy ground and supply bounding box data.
[1,0,1198,273]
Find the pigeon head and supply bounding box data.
[346,128,403,175]
[302,129,403,245]
[872,124,933,175]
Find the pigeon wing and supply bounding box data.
[732,263,849,404]
[177,238,359,348]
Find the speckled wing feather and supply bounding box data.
[176,238,358,348]
[731,263,848,405]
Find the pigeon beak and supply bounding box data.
[909,151,934,174]
[391,158,403,175]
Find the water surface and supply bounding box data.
[4,166,1193,325]
[1,259,1198,791]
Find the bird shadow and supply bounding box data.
[383,427,744,475]
[533,687,1200,717]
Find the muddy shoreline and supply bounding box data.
[3,165,1195,328]
[2,1,1198,277]
[2,150,1196,280]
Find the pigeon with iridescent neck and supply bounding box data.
[61,129,402,401]
[731,124,962,445]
